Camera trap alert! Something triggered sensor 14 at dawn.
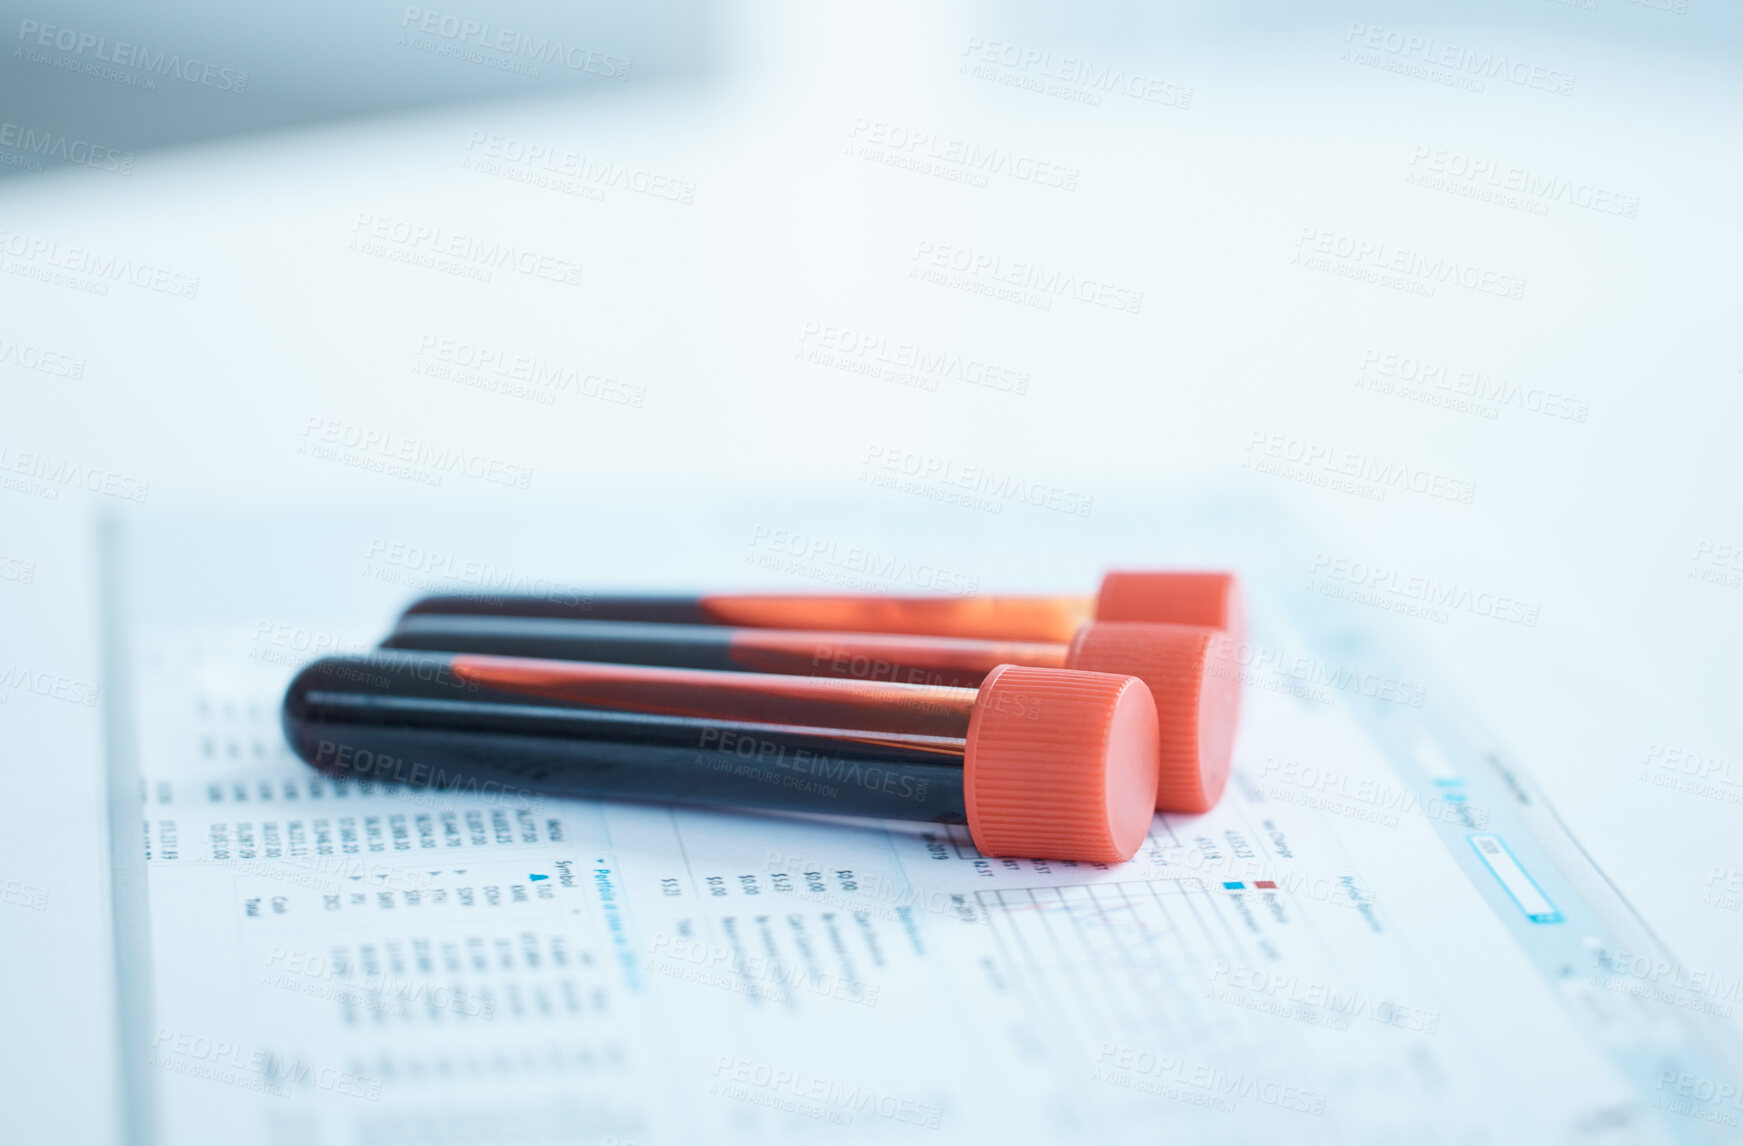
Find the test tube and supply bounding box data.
[282,652,1162,862]
[398,570,1243,645]
[382,616,1239,813]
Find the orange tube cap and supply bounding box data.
[1066,622,1240,814]
[1095,571,1246,645]
[964,665,1158,863]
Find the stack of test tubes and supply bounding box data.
[281,571,1244,864]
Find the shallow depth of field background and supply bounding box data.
[3,2,1742,1136]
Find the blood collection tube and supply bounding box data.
[282,652,1161,862]
[399,570,1244,646]
[381,616,1239,813]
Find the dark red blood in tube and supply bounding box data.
[384,615,1238,814]
[448,653,977,741]
[281,651,1160,862]
[404,593,1094,643]
[387,615,1064,690]
[400,570,1244,646]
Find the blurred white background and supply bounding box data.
[3,1,1741,1138]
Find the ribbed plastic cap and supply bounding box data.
[1066,622,1240,813]
[1094,571,1246,646]
[964,665,1158,863]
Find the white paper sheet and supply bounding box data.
[123,581,1743,1145]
